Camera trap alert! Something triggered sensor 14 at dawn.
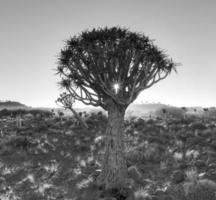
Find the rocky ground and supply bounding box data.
[0,113,216,200]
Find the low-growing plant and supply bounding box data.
[168,169,216,200]
[184,180,216,200]
[134,187,149,200]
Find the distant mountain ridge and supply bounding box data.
[67,103,172,117]
[1,100,215,118]
[0,101,28,110]
[126,103,171,117]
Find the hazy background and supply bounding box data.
[0,0,216,108]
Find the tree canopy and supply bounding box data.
[57,27,176,110]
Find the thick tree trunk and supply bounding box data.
[98,103,127,189]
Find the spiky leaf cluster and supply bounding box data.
[57,27,176,110]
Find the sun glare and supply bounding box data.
[113,83,120,94]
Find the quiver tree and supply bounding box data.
[56,92,88,128]
[57,27,177,189]
[203,108,209,121]
[181,107,187,119]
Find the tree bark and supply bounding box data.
[98,103,128,189]
[68,107,88,129]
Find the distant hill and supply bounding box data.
[57,103,172,117]
[126,103,171,117]
[0,101,28,110]
[2,100,215,118]
[70,103,216,118]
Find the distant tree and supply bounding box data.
[162,108,167,114]
[56,27,177,189]
[208,107,216,119]
[181,107,187,119]
[203,108,209,120]
[0,109,9,117]
[56,92,88,128]
[161,108,167,121]
[203,108,208,112]
[28,109,52,118]
[51,109,55,117]
[16,114,22,129]
[57,110,64,122]
[203,108,209,112]
[181,107,187,111]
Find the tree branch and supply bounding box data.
[56,93,89,129]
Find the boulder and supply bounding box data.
[128,165,142,181]
[172,170,185,184]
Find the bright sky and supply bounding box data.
[0,0,216,108]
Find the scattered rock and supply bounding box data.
[172,170,185,184]
[91,170,101,181]
[65,130,75,136]
[195,160,206,168]
[100,187,133,200]
[208,163,216,168]
[189,122,207,131]
[177,163,188,170]
[0,145,13,155]
[128,165,142,182]
[0,176,6,190]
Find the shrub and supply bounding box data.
[125,146,145,166]
[168,170,216,200]
[183,170,216,200]
[184,180,216,200]
[167,184,186,200]
[134,187,149,200]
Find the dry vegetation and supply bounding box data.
[0,109,216,200]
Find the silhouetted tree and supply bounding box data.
[57,110,64,122]
[181,107,186,111]
[16,114,22,129]
[56,27,176,189]
[203,108,209,112]
[181,107,187,119]
[56,92,88,128]
[51,109,55,117]
[203,107,209,120]
[161,108,168,122]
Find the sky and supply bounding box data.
[0,0,216,108]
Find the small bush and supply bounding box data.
[168,170,216,200]
[184,180,216,200]
[134,187,151,200]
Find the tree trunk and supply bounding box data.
[98,103,127,189]
[68,107,88,129]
